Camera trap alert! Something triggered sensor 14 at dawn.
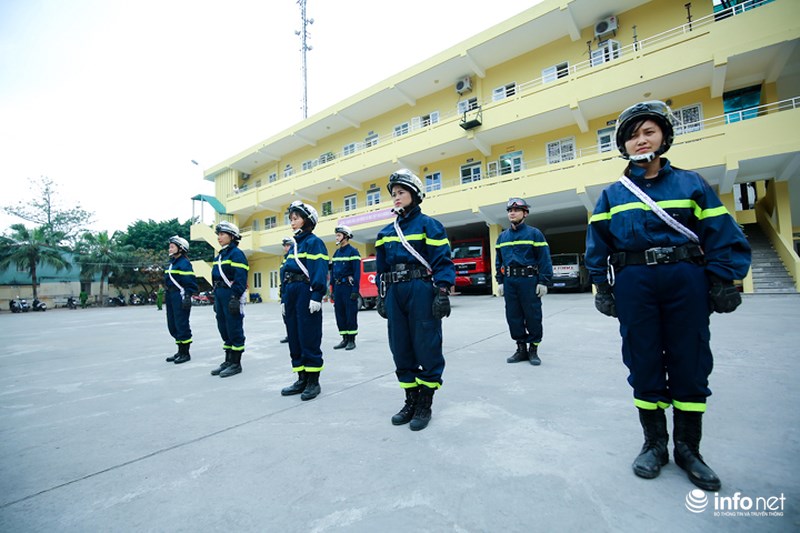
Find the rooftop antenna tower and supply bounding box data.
[295,0,313,119]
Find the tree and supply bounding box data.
[112,248,164,297]
[3,176,94,247]
[120,218,213,260]
[0,224,71,299]
[75,231,134,305]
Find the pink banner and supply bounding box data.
[338,208,395,226]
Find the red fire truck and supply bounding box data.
[450,237,492,294]
[358,255,379,309]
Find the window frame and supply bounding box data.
[344,194,358,212]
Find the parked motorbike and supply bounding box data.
[249,292,263,303]
[107,295,126,307]
[66,296,78,310]
[191,291,214,306]
[129,293,143,306]
[32,298,47,312]
[10,298,30,313]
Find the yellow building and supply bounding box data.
[192,0,800,300]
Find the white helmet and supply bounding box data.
[387,169,425,204]
[335,225,353,239]
[168,235,190,253]
[287,200,319,227]
[215,221,241,240]
[615,100,676,162]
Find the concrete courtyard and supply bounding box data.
[0,292,798,532]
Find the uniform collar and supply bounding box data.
[397,204,421,221]
[626,158,672,183]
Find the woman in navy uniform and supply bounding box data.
[585,101,751,491]
[209,221,249,378]
[495,198,553,366]
[279,201,329,401]
[375,169,455,431]
[164,236,197,364]
[331,225,361,351]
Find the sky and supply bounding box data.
[0,0,543,234]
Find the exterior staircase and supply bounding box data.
[744,224,797,294]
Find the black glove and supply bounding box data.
[228,295,240,315]
[708,273,741,313]
[376,295,388,319]
[350,292,359,301]
[594,281,617,318]
[432,286,451,319]
[181,294,192,310]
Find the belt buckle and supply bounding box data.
[645,247,669,265]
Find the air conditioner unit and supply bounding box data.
[455,76,472,95]
[241,173,251,181]
[594,16,618,39]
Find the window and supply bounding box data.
[724,85,761,124]
[457,98,479,115]
[284,213,290,226]
[253,272,262,289]
[322,201,333,216]
[425,172,442,192]
[597,127,615,153]
[673,104,703,135]
[344,194,357,212]
[268,172,277,183]
[264,216,277,229]
[319,152,335,164]
[366,189,381,206]
[492,83,517,101]
[500,151,524,175]
[302,159,317,171]
[547,138,575,164]
[269,271,280,290]
[393,122,410,137]
[460,163,482,184]
[343,143,357,156]
[365,133,379,148]
[542,62,569,83]
[487,161,499,178]
[591,40,621,67]
[412,112,439,130]
[283,165,294,178]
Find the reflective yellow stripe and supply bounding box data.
[305,365,324,373]
[673,400,706,413]
[590,212,611,223]
[218,259,250,271]
[231,345,245,352]
[496,240,548,248]
[605,199,730,221]
[293,252,330,261]
[634,398,672,410]
[699,205,729,220]
[331,256,361,262]
[399,382,418,389]
[338,330,358,335]
[415,378,441,389]
[375,234,449,247]
[165,269,195,276]
[292,365,305,372]
[175,339,193,344]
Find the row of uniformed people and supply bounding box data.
[161,99,750,490]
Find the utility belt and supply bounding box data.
[334,278,352,285]
[506,265,539,278]
[383,264,431,284]
[284,272,309,284]
[166,287,182,293]
[212,280,230,289]
[610,244,705,267]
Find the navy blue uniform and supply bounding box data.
[376,205,455,390]
[282,231,329,373]
[495,223,553,346]
[211,242,249,354]
[585,159,751,412]
[164,255,198,345]
[331,243,361,337]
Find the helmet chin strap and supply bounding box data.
[629,151,656,163]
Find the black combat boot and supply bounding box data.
[506,341,529,363]
[673,409,721,491]
[281,371,307,396]
[173,343,191,364]
[333,336,348,350]
[280,336,289,343]
[165,347,180,363]
[528,343,541,366]
[391,388,419,426]
[410,387,435,431]
[210,349,232,376]
[300,372,321,401]
[219,350,242,378]
[632,408,669,479]
[345,335,356,351]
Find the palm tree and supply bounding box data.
[75,231,134,305]
[0,224,70,299]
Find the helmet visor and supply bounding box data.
[506,198,529,211]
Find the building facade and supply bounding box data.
[192,0,800,301]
